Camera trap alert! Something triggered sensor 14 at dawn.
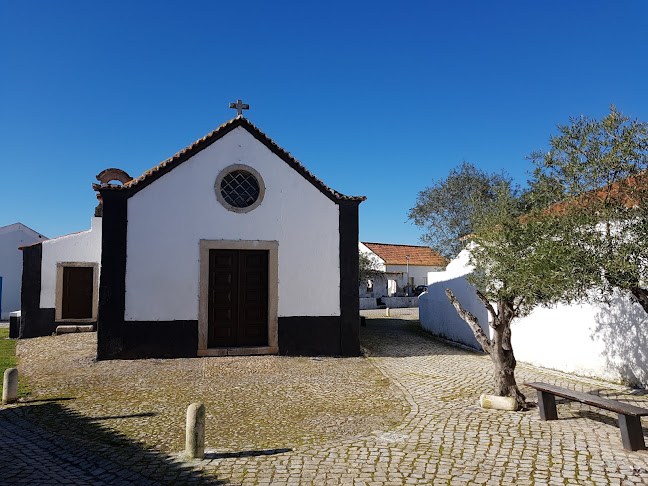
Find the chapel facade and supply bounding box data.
[20,114,365,359]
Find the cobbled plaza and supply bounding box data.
[2,310,648,485]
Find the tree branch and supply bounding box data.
[445,288,492,353]
[474,289,497,321]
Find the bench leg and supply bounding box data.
[537,390,558,420]
[618,414,646,451]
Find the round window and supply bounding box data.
[215,165,265,213]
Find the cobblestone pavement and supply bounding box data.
[188,317,648,485]
[0,403,224,486]
[3,315,648,485]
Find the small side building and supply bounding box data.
[20,218,102,338]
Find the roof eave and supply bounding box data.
[92,117,367,204]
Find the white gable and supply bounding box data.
[125,126,341,321]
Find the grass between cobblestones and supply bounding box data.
[0,328,29,397]
[15,333,408,454]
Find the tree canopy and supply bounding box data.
[443,178,583,407]
[529,106,648,312]
[408,161,512,259]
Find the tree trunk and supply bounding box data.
[490,302,526,408]
[446,289,527,409]
[630,287,648,315]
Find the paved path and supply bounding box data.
[3,316,648,485]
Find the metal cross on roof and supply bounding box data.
[229,99,249,117]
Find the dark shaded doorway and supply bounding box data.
[62,266,94,319]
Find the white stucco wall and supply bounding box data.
[40,218,102,309]
[512,291,648,386]
[386,264,442,287]
[419,250,490,350]
[125,127,341,321]
[419,248,648,387]
[0,224,47,319]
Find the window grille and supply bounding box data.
[220,170,260,208]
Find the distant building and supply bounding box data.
[0,223,47,319]
[359,242,445,298]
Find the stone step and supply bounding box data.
[56,325,95,335]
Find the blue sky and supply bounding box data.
[1,1,647,246]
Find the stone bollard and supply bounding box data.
[479,393,518,411]
[385,307,391,317]
[185,403,206,459]
[2,368,18,404]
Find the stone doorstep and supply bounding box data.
[56,325,96,335]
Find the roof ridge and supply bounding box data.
[362,242,433,248]
[93,117,366,203]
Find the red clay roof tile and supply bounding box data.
[362,242,446,266]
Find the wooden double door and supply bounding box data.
[208,249,269,348]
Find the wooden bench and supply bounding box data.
[526,382,648,451]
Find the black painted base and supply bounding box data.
[20,308,57,338]
[97,320,198,360]
[278,316,360,356]
[9,315,21,338]
[97,316,360,360]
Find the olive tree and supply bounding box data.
[530,106,648,313]
[411,165,582,408]
[446,186,585,407]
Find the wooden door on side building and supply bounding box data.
[208,249,269,348]
[61,266,94,319]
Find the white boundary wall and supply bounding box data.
[419,250,489,350]
[419,249,648,386]
[125,127,341,321]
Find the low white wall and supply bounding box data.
[419,287,489,350]
[419,249,648,387]
[40,218,102,309]
[420,250,489,350]
[360,297,380,309]
[382,296,419,308]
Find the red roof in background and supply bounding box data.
[362,242,446,267]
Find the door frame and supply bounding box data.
[198,239,279,356]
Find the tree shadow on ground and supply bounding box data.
[0,401,226,485]
[360,317,483,358]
